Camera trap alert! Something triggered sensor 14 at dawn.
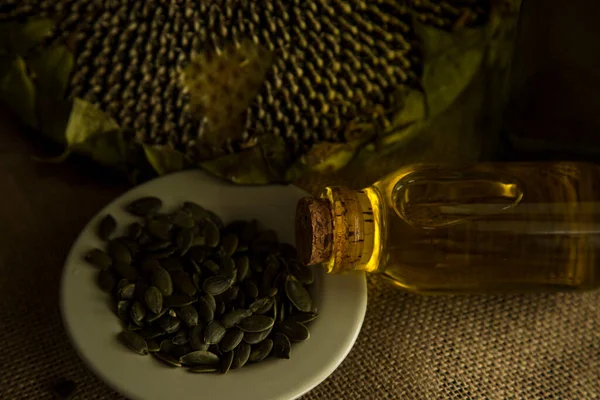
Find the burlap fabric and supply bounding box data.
[1,108,599,400]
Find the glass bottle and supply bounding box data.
[295,162,600,294]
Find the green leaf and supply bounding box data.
[62,98,129,168]
[414,21,485,118]
[0,18,55,56]
[301,142,357,173]
[65,98,120,146]
[143,145,186,175]
[29,43,74,143]
[0,56,37,128]
[29,43,73,98]
[70,129,129,168]
[199,135,291,185]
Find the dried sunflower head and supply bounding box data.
[1,0,521,184]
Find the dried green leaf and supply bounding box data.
[29,43,74,143]
[0,18,55,56]
[143,144,186,176]
[65,98,120,146]
[0,57,36,129]
[413,21,485,118]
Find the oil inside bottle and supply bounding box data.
[367,162,600,293]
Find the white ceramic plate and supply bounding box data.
[60,170,367,400]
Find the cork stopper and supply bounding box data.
[295,197,333,266]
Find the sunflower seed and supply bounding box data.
[145,247,176,259]
[158,315,181,334]
[98,270,116,293]
[172,330,189,345]
[288,260,315,285]
[220,350,234,374]
[171,270,197,296]
[176,305,199,327]
[202,219,220,247]
[182,202,210,221]
[86,249,112,269]
[144,240,171,252]
[188,365,218,373]
[203,276,233,296]
[272,271,288,289]
[198,296,215,323]
[249,339,273,363]
[204,321,226,344]
[215,301,226,317]
[288,311,319,324]
[180,350,220,366]
[138,326,164,339]
[119,283,136,300]
[144,286,163,314]
[235,256,250,282]
[127,222,143,240]
[222,286,239,303]
[153,352,182,367]
[279,320,310,341]
[164,294,197,308]
[285,276,312,312]
[209,344,223,357]
[273,333,292,359]
[171,344,194,360]
[116,300,131,322]
[262,257,280,289]
[231,342,251,369]
[190,325,209,351]
[220,258,237,280]
[98,214,117,241]
[109,240,132,264]
[202,294,216,312]
[130,301,146,326]
[222,309,252,329]
[134,282,149,302]
[151,267,173,296]
[222,234,238,257]
[244,280,259,298]
[203,260,221,275]
[160,257,184,272]
[119,331,148,355]
[171,210,195,229]
[220,328,244,352]
[175,228,194,255]
[127,197,162,217]
[249,297,271,313]
[146,339,161,353]
[238,315,274,333]
[92,197,316,372]
[188,246,207,264]
[114,262,139,281]
[243,327,272,345]
[118,237,139,257]
[206,211,224,230]
[146,307,169,323]
[147,219,171,240]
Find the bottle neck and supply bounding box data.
[296,186,382,274]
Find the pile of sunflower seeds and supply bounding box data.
[85,196,317,374]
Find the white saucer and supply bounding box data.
[60,170,367,400]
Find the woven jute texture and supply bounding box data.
[1,109,599,400]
